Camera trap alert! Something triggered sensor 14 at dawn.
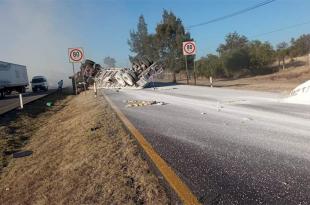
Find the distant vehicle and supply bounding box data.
[0,61,29,98]
[31,76,48,92]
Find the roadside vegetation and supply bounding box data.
[0,91,71,171]
[0,91,169,205]
[128,10,310,82]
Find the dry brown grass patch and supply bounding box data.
[0,91,169,205]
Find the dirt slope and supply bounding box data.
[0,91,168,205]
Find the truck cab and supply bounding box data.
[31,76,48,92]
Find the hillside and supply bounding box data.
[179,55,310,93]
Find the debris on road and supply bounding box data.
[217,102,224,111]
[126,100,166,107]
[155,101,166,106]
[126,100,156,107]
[241,117,253,122]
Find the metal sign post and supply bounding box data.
[183,41,196,85]
[184,55,189,85]
[72,63,77,95]
[193,55,197,85]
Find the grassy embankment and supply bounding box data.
[0,90,168,205]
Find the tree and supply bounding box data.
[276,42,289,70]
[128,15,157,60]
[103,56,116,68]
[155,10,192,82]
[216,32,250,77]
[221,48,250,78]
[289,34,310,57]
[196,54,223,78]
[248,41,275,74]
[217,32,248,54]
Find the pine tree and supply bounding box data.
[155,10,192,82]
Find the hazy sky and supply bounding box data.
[0,0,309,85]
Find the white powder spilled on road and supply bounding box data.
[284,80,310,105]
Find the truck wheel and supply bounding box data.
[115,72,126,86]
[122,72,135,86]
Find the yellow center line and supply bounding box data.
[103,93,202,205]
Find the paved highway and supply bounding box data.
[104,84,310,204]
[0,90,55,115]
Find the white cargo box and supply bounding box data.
[0,61,29,87]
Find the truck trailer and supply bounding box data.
[0,61,29,98]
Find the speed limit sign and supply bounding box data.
[68,47,84,63]
[183,41,196,56]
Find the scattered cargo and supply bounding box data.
[0,61,29,98]
[126,100,166,107]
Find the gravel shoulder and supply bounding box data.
[0,91,169,205]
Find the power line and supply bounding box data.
[187,0,276,29]
[250,20,310,38]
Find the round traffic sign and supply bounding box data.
[183,42,196,55]
[69,48,84,62]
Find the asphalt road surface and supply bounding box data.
[0,90,55,115]
[104,84,310,205]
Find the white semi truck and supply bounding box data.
[0,61,29,98]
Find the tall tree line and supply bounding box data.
[128,10,192,82]
[197,32,310,79]
[129,12,310,80]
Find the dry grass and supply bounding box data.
[175,55,310,93]
[0,91,169,205]
[0,91,71,171]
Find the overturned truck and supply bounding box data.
[95,56,164,89]
[71,56,163,93]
